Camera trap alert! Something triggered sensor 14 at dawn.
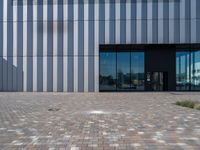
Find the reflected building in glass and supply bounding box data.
[0,0,200,92]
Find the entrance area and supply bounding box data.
[99,44,200,92]
[151,72,168,91]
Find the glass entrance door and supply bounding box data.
[152,72,168,91]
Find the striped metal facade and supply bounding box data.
[0,0,200,92]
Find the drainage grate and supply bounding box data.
[48,108,60,112]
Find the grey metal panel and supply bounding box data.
[27,57,33,91]
[47,22,53,56]
[68,4,74,20]
[57,57,63,92]
[120,20,126,43]
[68,56,74,92]
[37,57,43,91]
[185,20,190,43]
[0,0,2,21]
[179,22,186,40]
[79,0,84,20]
[88,21,94,56]
[57,4,63,56]
[196,19,200,42]
[152,20,158,43]
[99,21,105,44]
[0,22,2,57]
[37,22,43,56]
[141,20,147,43]
[88,56,94,92]
[17,1,23,21]
[99,0,105,21]
[163,0,169,19]
[142,0,147,20]
[130,1,136,43]
[37,1,43,21]
[7,0,13,21]
[58,0,64,21]
[27,1,33,21]
[78,56,84,92]
[13,57,17,91]
[191,19,196,43]
[110,0,115,20]
[27,22,33,56]
[110,21,115,44]
[68,21,74,56]
[120,0,126,20]
[17,56,23,91]
[174,20,180,43]
[163,20,169,43]
[136,20,142,43]
[7,22,13,57]
[152,0,158,19]
[78,21,84,55]
[2,58,7,91]
[197,1,200,19]
[0,57,2,90]
[17,22,23,56]
[174,0,180,19]
[185,0,190,19]
[0,0,3,56]
[47,1,53,20]
[47,57,53,91]
[89,0,94,20]
[7,57,13,91]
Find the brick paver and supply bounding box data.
[0,92,200,150]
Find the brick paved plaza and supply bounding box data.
[0,92,200,150]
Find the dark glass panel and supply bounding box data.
[131,52,145,90]
[191,51,200,90]
[176,52,190,90]
[100,52,116,91]
[117,52,131,90]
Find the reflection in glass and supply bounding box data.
[191,51,200,90]
[176,52,190,90]
[131,52,145,90]
[100,52,116,91]
[117,52,130,90]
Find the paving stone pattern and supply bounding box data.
[0,92,200,150]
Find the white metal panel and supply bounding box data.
[147,0,153,43]
[23,0,27,91]
[105,0,110,44]
[126,0,131,44]
[43,0,48,92]
[84,0,89,92]
[63,1,68,92]
[169,0,174,43]
[94,0,99,92]
[115,0,120,43]
[74,0,79,92]
[33,0,38,91]
[53,0,58,92]
[3,0,7,60]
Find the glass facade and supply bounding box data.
[191,51,200,90]
[100,52,117,91]
[176,51,200,91]
[100,51,144,91]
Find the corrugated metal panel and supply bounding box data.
[0,0,199,92]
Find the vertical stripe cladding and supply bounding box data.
[0,0,199,92]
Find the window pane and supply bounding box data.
[176,52,190,90]
[191,51,200,90]
[100,52,116,91]
[117,52,131,90]
[131,52,145,90]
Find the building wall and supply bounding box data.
[0,0,200,92]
